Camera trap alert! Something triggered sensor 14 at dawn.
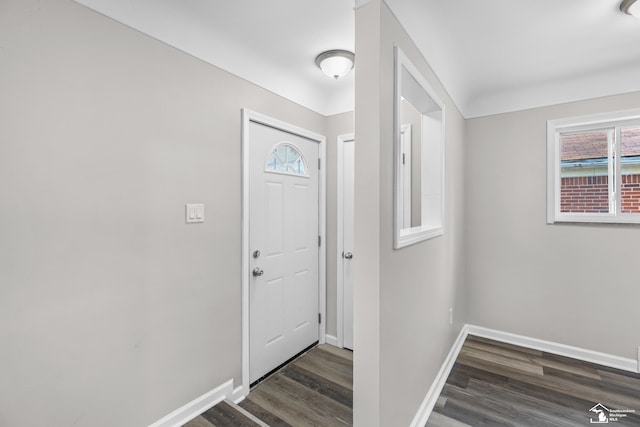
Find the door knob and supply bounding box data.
[252,267,264,277]
[343,252,353,260]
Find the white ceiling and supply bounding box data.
[385,0,640,118]
[75,0,640,118]
[74,0,355,116]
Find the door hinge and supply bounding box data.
[318,158,321,170]
[318,235,321,247]
[318,313,322,324]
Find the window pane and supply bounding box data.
[620,127,640,214]
[286,145,300,163]
[265,143,308,177]
[274,145,288,162]
[292,158,305,175]
[266,153,282,171]
[559,131,610,213]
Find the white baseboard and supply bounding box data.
[410,324,639,426]
[325,334,338,347]
[409,326,468,427]
[231,385,246,404]
[466,325,639,373]
[149,379,234,427]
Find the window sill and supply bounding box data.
[548,214,640,225]
[395,225,443,248]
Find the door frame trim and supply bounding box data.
[241,109,327,396]
[336,133,354,349]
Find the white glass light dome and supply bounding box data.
[315,50,355,80]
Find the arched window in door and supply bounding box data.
[265,142,308,177]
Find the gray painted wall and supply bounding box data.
[7,1,638,426]
[0,1,338,425]
[354,2,383,424]
[354,2,467,425]
[466,92,640,362]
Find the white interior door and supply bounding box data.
[342,137,355,350]
[249,120,319,383]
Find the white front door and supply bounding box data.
[342,136,355,350]
[249,120,320,383]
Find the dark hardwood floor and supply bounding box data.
[240,344,353,426]
[185,401,266,427]
[185,344,353,427]
[185,336,640,426]
[427,335,640,426]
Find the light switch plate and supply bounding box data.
[186,203,205,223]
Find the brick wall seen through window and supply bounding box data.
[559,127,640,214]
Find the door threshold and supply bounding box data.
[250,341,319,389]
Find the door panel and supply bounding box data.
[265,182,284,256]
[249,121,319,383]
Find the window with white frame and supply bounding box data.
[265,143,308,177]
[547,108,640,224]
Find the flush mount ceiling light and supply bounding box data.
[620,0,640,18]
[315,50,355,80]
